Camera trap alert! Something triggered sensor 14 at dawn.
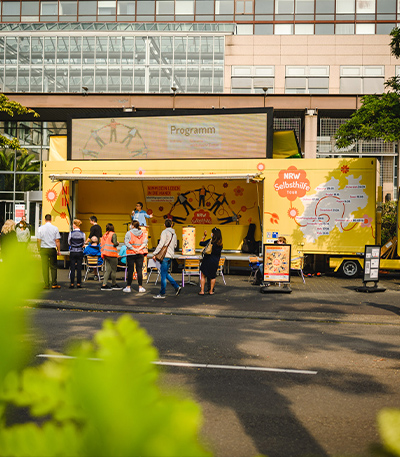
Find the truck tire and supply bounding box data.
[339,260,361,278]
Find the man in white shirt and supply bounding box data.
[37,214,61,289]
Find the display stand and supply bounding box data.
[260,243,292,294]
[356,245,386,293]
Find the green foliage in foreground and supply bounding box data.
[0,247,211,457]
[0,247,399,457]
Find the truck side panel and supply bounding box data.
[263,158,377,255]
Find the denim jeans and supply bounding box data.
[160,258,179,295]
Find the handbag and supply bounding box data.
[154,234,173,262]
[201,241,212,258]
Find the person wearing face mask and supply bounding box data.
[16,215,31,247]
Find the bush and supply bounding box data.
[381,201,398,246]
[0,246,211,457]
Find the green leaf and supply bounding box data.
[378,409,400,456]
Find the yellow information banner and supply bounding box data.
[263,158,377,255]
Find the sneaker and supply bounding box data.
[123,286,131,293]
[153,294,165,299]
[69,284,74,289]
[51,285,61,289]
[112,284,122,290]
[101,284,112,291]
[139,286,146,293]
[175,286,182,296]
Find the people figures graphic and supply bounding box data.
[195,186,208,207]
[90,129,106,148]
[163,213,187,224]
[108,118,120,143]
[171,191,195,216]
[210,192,228,215]
[218,211,242,225]
[121,126,137,147]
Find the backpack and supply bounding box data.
[241,223,260,254]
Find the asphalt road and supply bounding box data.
[28,306,400,457]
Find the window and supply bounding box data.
[336,0,355,13]
[117,1,136,15]
[340,66,384,94]
[356,0,375,13]
[236,24,254,34]
[60,1,77,16]
[216,0,234,14]
[275,23,293,34]
[2,1,20,16]
[21,1,39,20]
[336,23,355,33]
[295,0,314,14]
[295,23,313,34]
[79,1,97,14]
[156,0,174,14]
[176,0,194,14]
[41,2,58,15]
[285,66,329,94]
[195,0,214,14]
[98,1,116,15]
[356,23,375,33]
[275,0,294,14]
[231,66,274,93]
[236,0,253,14]
[255,0,273,13]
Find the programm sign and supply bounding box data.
[263,243,291,283]
[70,109,273,160]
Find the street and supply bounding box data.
[28,305,400,457]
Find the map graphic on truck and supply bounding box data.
[264,159,376,254]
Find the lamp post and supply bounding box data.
[262,87,268,108]
[171,86,177,110]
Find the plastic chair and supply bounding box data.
[182,258,201,287]
[248,255,260,282]
[290,254,306,284]
[147,257,161,285]
[83,255,102,282]
[217,257,226,285]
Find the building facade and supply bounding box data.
[0,0,398,229]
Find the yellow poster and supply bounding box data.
[263,158,377,254]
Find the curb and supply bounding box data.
[28,299,400,326]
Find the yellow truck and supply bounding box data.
[42,111,398,276]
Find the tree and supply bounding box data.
[335,27,400,148]
[0,93,39,152]
[0,94,40,191]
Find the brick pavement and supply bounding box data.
[30,267,400,325]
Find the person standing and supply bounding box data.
[37,214,61,289]
[68,219,85,288]
[100,223,121,291]
[123,220,148,293]
[131,202,153,227]
[85,215,102,244]
[152,219,181,299]
[0,219,18,260]
[199,227,223,295]
[16,215,31,247]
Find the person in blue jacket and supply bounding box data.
[131,201,153,227]
[83,236,103,265]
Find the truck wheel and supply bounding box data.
[339,260,361,278]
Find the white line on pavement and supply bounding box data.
[36,354,317,375]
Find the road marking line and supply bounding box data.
[37,354,317,375]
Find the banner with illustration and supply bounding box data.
[263,158,377,254]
